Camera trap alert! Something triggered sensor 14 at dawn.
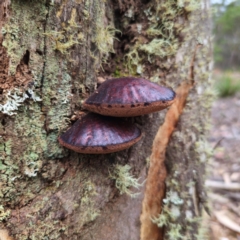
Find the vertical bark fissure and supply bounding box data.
[85,0,92,86]
[40,1,51,135]
[40,1,50,97]
[2,127,6,161]
[0,0,9,167]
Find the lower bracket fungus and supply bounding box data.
[58,113,142,154]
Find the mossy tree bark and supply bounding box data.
[0,0,212,239]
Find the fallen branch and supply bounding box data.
[214,211,240,234]
[205,180,240,191]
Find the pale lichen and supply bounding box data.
[167,224,184,240]
[109,164,142,197]
[94,26,120,63]
[44,30,80,54]
[24,159,43,178]
[163,191,184,205]
[0,88,42,116]
[0,205,11,221]
[152,190,184,229]
[152,212,170,227]
[195,140,213,163]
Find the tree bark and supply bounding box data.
[0,0,212,239]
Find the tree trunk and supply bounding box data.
[0,0,212,239]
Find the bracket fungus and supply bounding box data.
[58,113,142,154]
[83,77,176,117]
[59,77,176,154]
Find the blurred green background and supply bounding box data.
[212,0,240,97]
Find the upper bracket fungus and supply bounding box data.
[83,77,176,117]
[58,113,142,154]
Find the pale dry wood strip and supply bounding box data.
[140,81,193,240]
[140,44,201,240]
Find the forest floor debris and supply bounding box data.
[208,94,240,240]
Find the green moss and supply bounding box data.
[80,181,100,222]
[44,7,84,54]
[0,0,71,210]
[0,1,88,238]
[44,31,78,54]
[125,47,142,74]
[2,1,47,76]
[91,1,120,65]
[124,0,201,74]
[140,38,179,59]
[94,26,119,63]
[4,140,12,156]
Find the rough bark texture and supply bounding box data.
[0,0,212,239]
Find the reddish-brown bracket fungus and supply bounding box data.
[58,113,142,154]
[83,77,176,117]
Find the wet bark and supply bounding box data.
[0,0,212,239]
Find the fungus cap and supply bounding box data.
[58,113,142,154]
[83,77,176,117]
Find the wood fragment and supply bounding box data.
[206,180,240,190]
[191,183,200,216]
[228,192,240,200]
[214,211,240,234]
[0,229,14,240]
[209,193,240,217]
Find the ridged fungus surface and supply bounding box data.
[58,113,142,154]
[83,77,176,117]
